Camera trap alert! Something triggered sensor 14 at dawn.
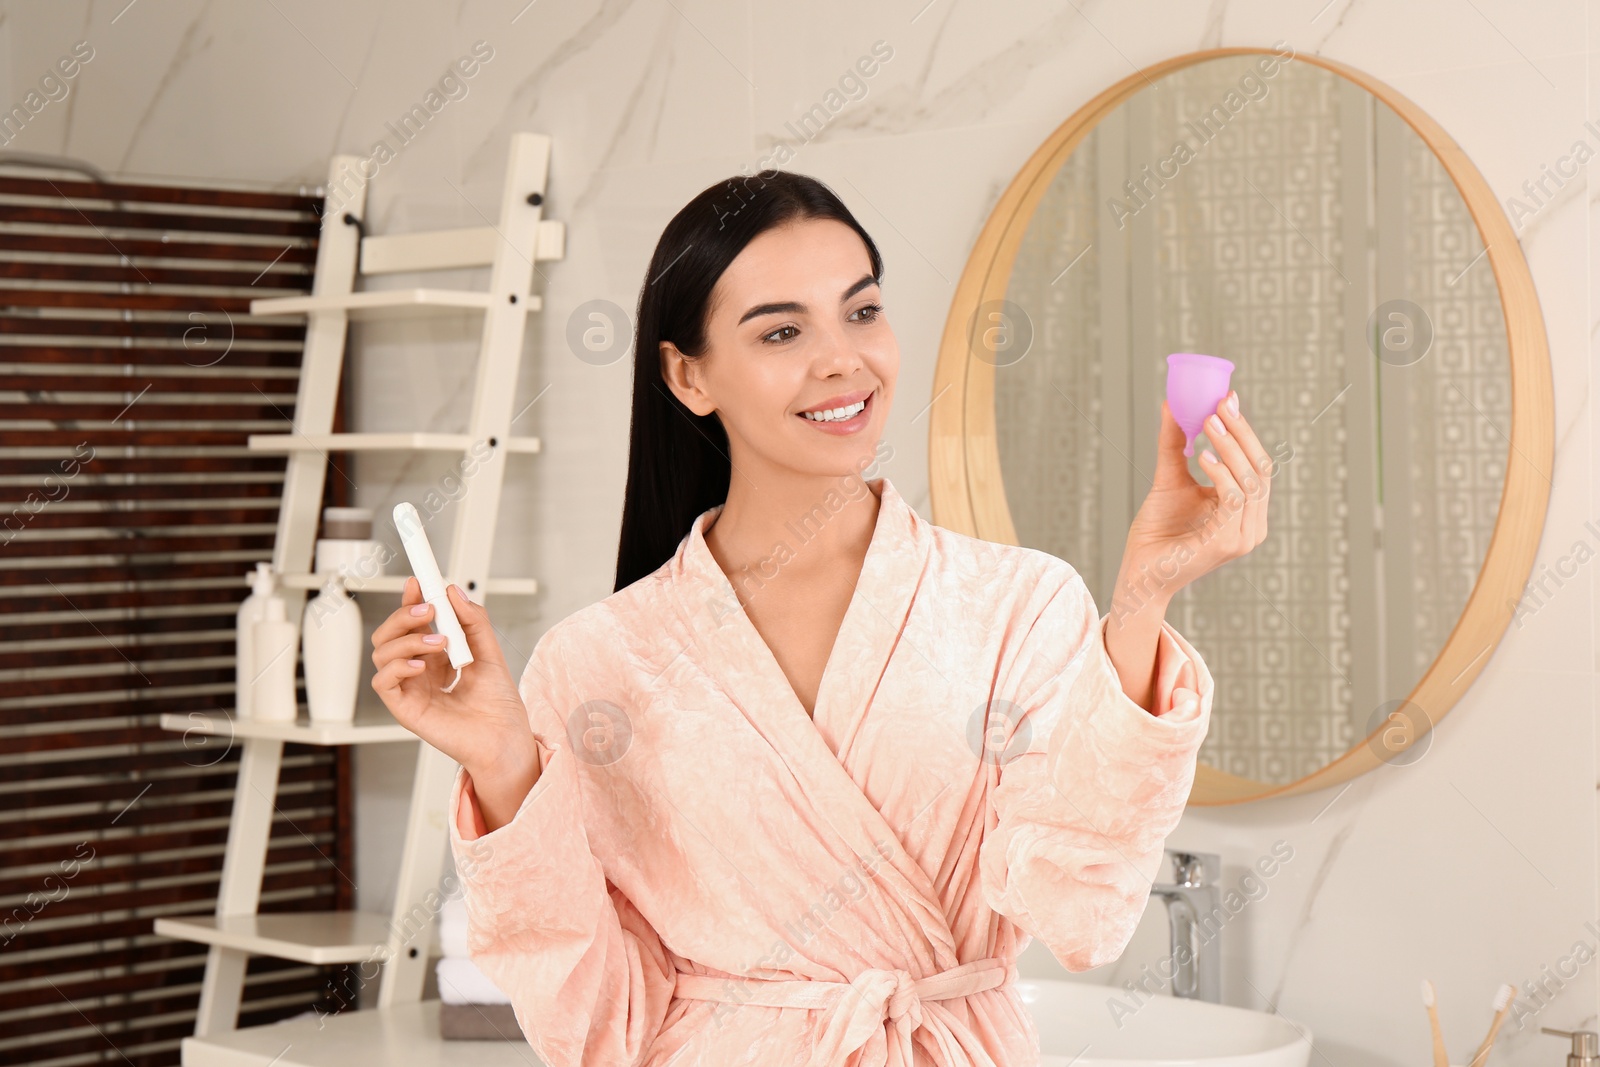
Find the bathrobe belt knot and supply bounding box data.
[881,968,922,1027]
[675,956,1014,1066]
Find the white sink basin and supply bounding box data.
[1018,979,1313,1067]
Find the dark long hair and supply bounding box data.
[612,171,885,593]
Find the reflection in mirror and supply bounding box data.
[996,54,1510,785]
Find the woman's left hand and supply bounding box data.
[1119,390,1272,603]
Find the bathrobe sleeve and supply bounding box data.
[447,629,677,1067]
[978,570,1212,972]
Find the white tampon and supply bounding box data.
[393,502,474,690]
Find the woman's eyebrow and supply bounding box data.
[736,274,878,326]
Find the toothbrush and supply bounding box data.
[1421,980,1448,1067]
[1466,983,1516,1067]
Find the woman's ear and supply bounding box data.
[660,340,715,416]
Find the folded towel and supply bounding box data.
[436,955,510,1006]
[438,892,470,959]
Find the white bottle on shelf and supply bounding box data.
[303,576,361,723]
[235,562,277,719]
[251,596,300,722]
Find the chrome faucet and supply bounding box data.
[1150,849,1222,1003]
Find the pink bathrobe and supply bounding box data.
[448,476,1212,1067]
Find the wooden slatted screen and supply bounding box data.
[0,171,357,1066]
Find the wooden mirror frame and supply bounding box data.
[929,46,1554,805]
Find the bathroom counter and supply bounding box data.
[177,999,543,1067]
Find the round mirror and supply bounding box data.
[930,47,1553,804]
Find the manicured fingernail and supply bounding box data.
[407,659,425,668]
[422,634,444,645]
[410,604,429,616]
[1202,449,1218,464]
[1227,391,1239,416]
[1206,413,1228,437]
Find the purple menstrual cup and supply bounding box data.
[1166,353,1235,458]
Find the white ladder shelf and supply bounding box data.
[153,133,562,1064]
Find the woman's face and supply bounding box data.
[660,216,897,481]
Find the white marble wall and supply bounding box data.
[6,0,1594,1062]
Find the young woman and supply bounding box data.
[371,171,1270,1066]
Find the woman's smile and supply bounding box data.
[795,388,874,436]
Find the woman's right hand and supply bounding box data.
[370,577,540,808]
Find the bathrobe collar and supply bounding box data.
[666,474,963,970]
[673,475,929,742]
